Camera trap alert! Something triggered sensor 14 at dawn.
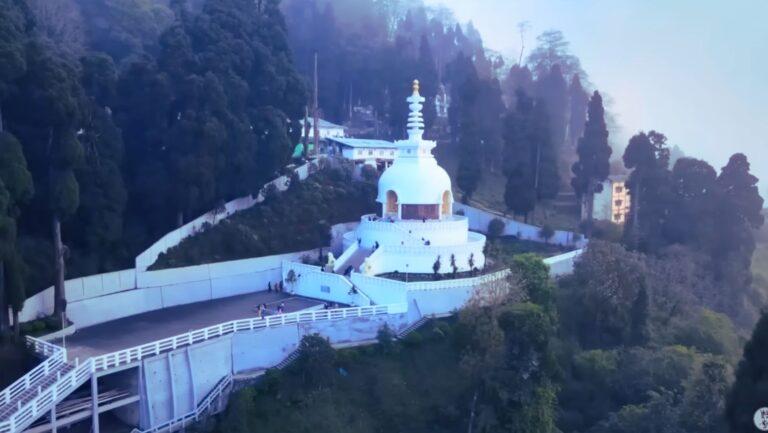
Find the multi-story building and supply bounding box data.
[586,174,632,225]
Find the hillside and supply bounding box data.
[207,245,742,433]
[150,168,378,270]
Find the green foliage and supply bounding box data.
[151,169,377,268]
[487,217,505,240]
[668,308,739,359]
[511,254,554,313]
[295,334,336,390]
[726,312,768,432]
[570,241,648,347]
[571,91,611,225]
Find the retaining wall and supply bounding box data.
[454,202,587,248]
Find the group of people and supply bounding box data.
[267,281,285,293]
[254,301,287,318]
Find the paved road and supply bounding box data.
[58,292,321,361]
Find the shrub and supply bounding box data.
[487,218,505,240]
[539,224,555,243]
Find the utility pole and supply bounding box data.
[313,52,319,158]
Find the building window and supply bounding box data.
[615,199,623,207]
[614,213,622,221]
[402,204,439,220]
[615,186,624,193]
[321,285,330,293]
[368,150,373,156]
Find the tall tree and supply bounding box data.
[711,153,764,322]
[526,30,584,80]
[0,131,33,334]
[0,0,27,131]
[531,97,559,200]
[567,74,588,151]
[535,64,568,154]
[455,69,483,201]
[622,131,672,252]
[571,91,612,233]
[11,43,85,323]
[727,312,768,432]
[502,90,536,218]
[71,54,128,272]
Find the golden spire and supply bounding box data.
[412,79,420,95]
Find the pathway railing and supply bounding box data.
[131,374,233,433]
[0,357,94,433]
[0,302,405,433]
[0,337,66,409]
[90,304,397,372]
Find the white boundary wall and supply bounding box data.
[21,249,319,328]
[19,269,136,323]
[454,202,588,248]
[135,162,314,271]
[543,249,584,277]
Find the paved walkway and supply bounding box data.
[58,292,321,361]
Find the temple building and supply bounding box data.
[334,80,486,276]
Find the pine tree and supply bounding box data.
[532,98,559,200]
[502,89,536,219]
[622,131,673,252]
[455,67,483,201]
[711,153,764,321]
[726,312,768,432]
[571,91,612,234]
[535,64,568,153]
[567,74,588,150]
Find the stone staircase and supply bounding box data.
[397,317,429,339]
[273,350,301,370]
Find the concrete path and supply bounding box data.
[58,292,321,361]
[336,247,371,274]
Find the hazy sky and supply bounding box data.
[425,0,768,193]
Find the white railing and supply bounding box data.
[333,242,359,273]
[0,303,405,432]
[351,268,511,292]
[132,374,233,433]
[0,358,94,433]
[380,231,487,255]
[90,304,396,372]
[0,337,66,411]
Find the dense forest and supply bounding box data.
[0,0,306,332]
[0,0,766,432]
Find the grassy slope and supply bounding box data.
[150,169,378,269]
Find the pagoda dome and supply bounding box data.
[376,158,451,205]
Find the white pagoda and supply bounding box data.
[336,80,486,276]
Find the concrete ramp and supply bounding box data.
[335,247,372,274]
